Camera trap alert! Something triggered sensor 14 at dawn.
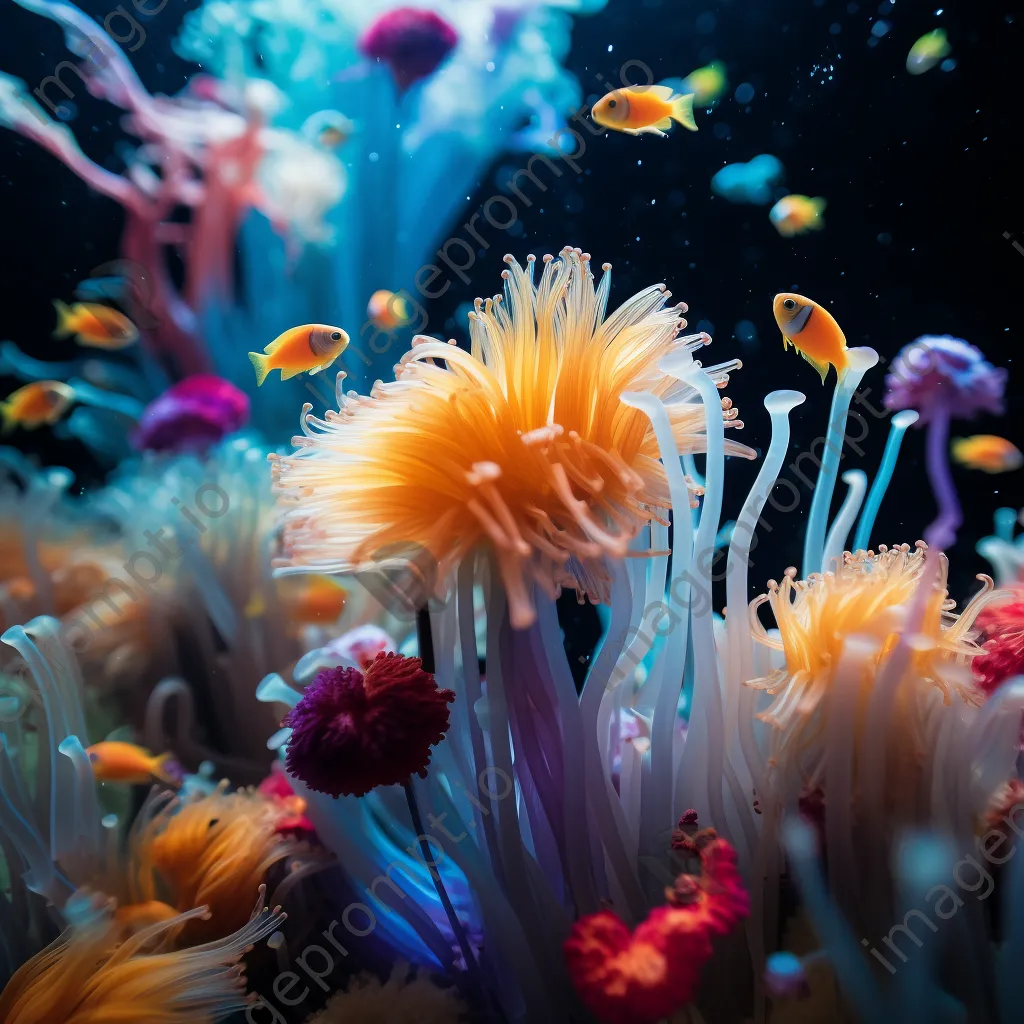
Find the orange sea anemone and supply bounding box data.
[130,785,298,943]
[272,247,753,627]
[0,895,283,1024]
[748,542,996,782]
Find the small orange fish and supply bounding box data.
[248,323,349,385]
[284,574,349,624]
[773,293,849,383]
[1,380,74,432]
[367,289,412,332]
[951,435,1024,474]
[591,82,697,137]
[53,299,138,349]
[770,195,826,237]
[86,741,180,786]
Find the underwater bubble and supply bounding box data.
[713,122,732,140]
[734,320,758,348]
[563,192,585,214]
[368,152,379,163]
[877,232,892,245]
[54,100,78,121]
[734,82,755,104]
[847,1,859,10]
[695,318,714,337]
[696,11,716,33]
[872,20,890,37]
[830,22,843,34]
[941,58,957,71]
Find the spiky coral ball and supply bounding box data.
[883,336,1007,425]
[973,599,1024,695]
[283,653,455,798]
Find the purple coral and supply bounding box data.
[884,335,1008,550]
[359,8,459,92]
[884,336,1007,425]
[132,375,249,453]
[283,654,454,798]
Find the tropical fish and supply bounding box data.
[769,194,826,237]
[367,289,412,332]
[0,380,74,432]
[711,154,785,205]
[248,324,349,385]
[302,110,355,149]
[282,574,349,624]
[681,61,729,106]
[591,83,697,137]
[907,29,951,75]
[951,435,1024,474]
[53,299,138,349]
[773,293,849,383]
[85,740,181,786]
[132,375,250,453]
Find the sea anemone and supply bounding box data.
[0,895,283,1024]
[283,653,455,798]
[271,247,752,628]
[132,786,299,942]
[564,838,748,1024]
[973,599,1024,695]
[359,8,460,92]
[884,336,1008,549]
[749,543,989,774]
[307,962,467,1024]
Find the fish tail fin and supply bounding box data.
[799,349,830,383]
[671,92,698,131]
[0,403,12,435]
[811,197,827,226]
[248,351,271,386]
[152,752,183,787]
[52,299,74,339]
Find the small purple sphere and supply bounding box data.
[883,335,1007,425]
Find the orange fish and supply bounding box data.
[248,323,349,385]
[367,289,412,332]
[1,380,74,432]
[773,293,849,383]
[53,299,138,349]
[591,83,697,137]
[770,195,826,237]
[951,435,1023,474]
[284,574,349,624]
[86,741,180,786]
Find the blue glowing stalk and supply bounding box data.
[852,409,919,552]
[801,348,878,578]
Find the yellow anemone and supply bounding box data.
[748,543,993,771]
[272,247,753,627]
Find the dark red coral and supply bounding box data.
[283,652,455,798]
[359,8,459,91]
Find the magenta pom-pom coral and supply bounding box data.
[283,653,455,798]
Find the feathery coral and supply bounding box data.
[272,247,752,627]
[132,786,297,943]
[0,896,283,1023]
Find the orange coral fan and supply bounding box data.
[564,838,748,1024]
[0,896,283,1024]
[748,543,993,770]
[271,247,753,628]
[130,785,297,943]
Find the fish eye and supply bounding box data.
[607,99,617,109]
[331,331,342,341]
[783,298,797,311]
[208,818,220,829]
